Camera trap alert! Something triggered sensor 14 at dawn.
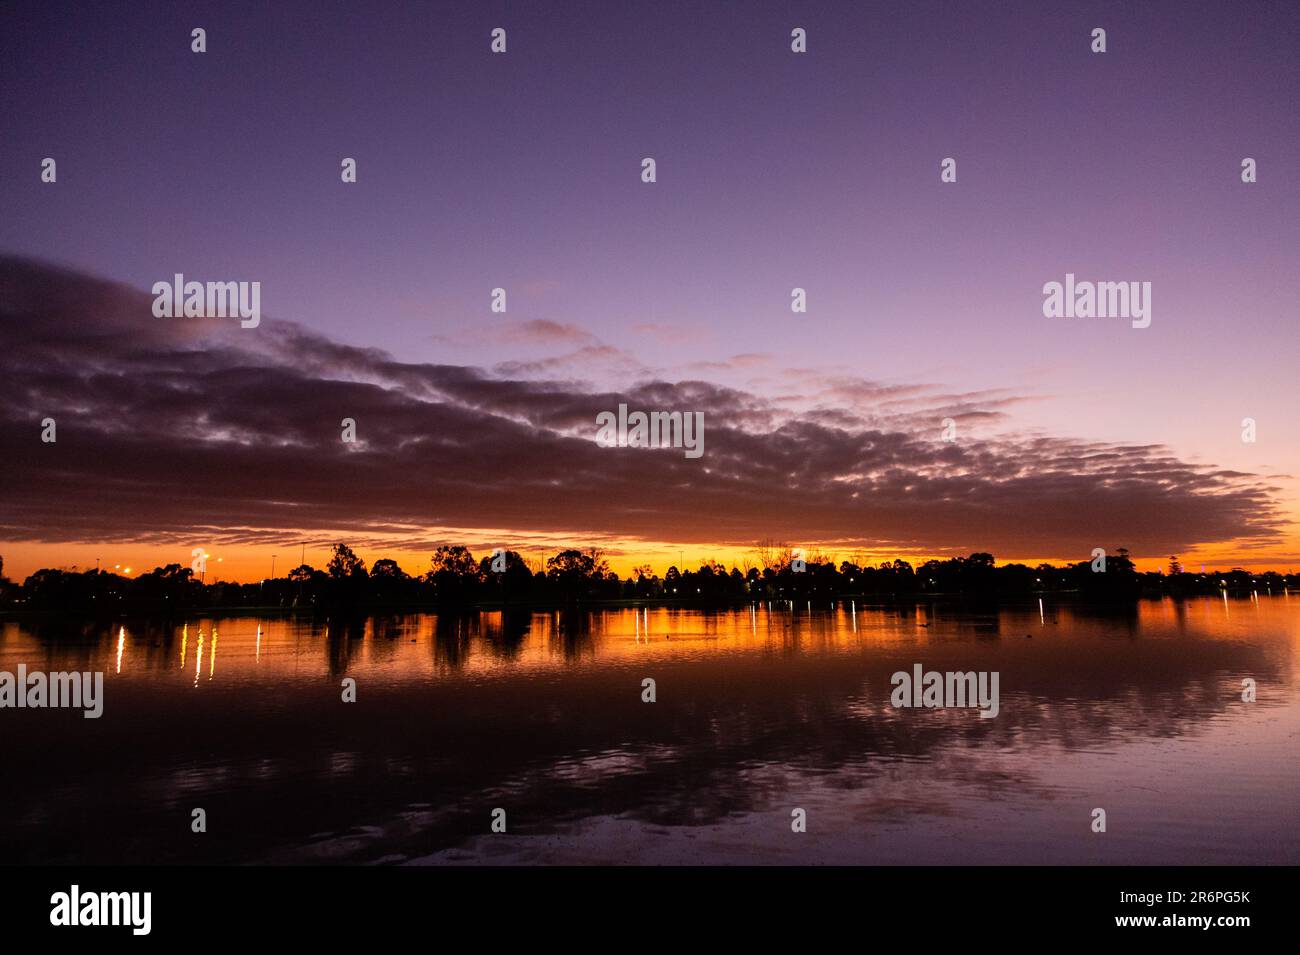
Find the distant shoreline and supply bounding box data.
[0,586,1288,623]
[3,547,1291,620]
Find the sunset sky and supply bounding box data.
[1,0,1298,582]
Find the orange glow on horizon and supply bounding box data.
[2,532,1298,585]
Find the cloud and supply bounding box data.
[496,319,596,345]
[492,344,646,378]
[432,318,597,349]
[685,353,774,373]
[0,257,1287,560]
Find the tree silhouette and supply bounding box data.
[327,543,367,579]
[1,544,1293,614]
[546,549,606,601]
[370,558,406,578]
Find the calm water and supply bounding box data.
[2,596,1297,865]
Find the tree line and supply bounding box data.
[0,546,1293,614]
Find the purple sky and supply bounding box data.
[1,0,1298,577]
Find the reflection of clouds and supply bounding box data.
[0,256,1284,557]
[329,752,357,777]
[2,600,1294,864]
[550,748,657,785]
[354,602,1290,854]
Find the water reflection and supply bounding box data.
[0,596,1296,865]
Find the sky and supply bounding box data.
[1,0,1298,582]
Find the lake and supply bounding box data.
[2,595,1297,865]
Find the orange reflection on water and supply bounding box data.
[2,596,1295,689]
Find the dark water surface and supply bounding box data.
[2,596,1297,864]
